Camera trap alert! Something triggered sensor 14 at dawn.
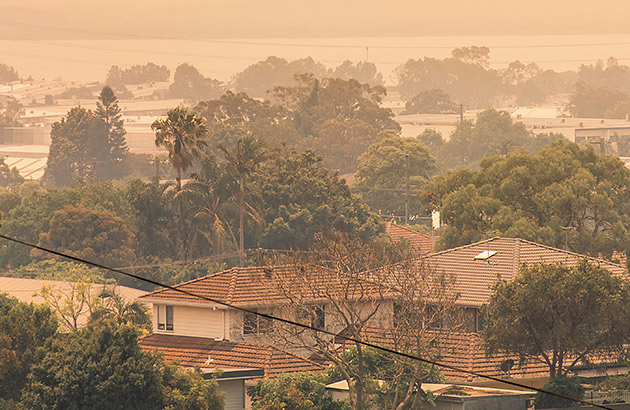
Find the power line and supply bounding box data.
[1,20,630,51]
[0,232,616,410]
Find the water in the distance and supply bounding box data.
[3,34,630,84]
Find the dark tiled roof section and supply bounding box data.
[361,327,549,383]
[386,222,436,255]
[139,334,325,377]
[139,264,384,306]
[421,237,627,307]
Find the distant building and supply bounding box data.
[137,237,629,407]
[0,126,51,145]
[574,126,630,155]
[385,221,437,255]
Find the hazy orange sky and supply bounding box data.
[2,0,630,39]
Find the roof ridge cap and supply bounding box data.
[139,267,234,298]
[513,238,521,276]
[423,236,502,257]
[226,267,240,304]
[514,237,626,269]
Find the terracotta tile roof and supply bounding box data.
[360,327,549,383]
[138,333,325,378]
[139,264,384,307]
[386,221,436,255]
[420,237,627,307]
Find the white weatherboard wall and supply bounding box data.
[219,379,246,410]
[153,305,226,339]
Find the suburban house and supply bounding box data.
[137,237,628,407]
[386,220,437,255]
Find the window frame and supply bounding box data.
[157,305,174,332]
[243,309,271,336]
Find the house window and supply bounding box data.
[311,305,325,330]
[157,305,174,331]
[243,309,271,335]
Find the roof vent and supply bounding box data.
[474,250,497,260]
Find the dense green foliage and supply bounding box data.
[106,62,170,85]
[168,63,223,102]
[0,158,24,188]
[234,56,329,98]
[0,180,135,268]
[422,140,630,255]
[567,81,630,118]
[44,90,132,187]
[534,375,585,409]
[0,96,23,127]
[331,60,383,86]
[0,63,19,83]
[200,75,400,173]
[195,91,298,156]
[354,135,434,218]
[402,89,458,115]
[153,107,208,191]
[396,56,503,108]
[483,260,630,378]
[428,109,561,171]
[395,50,579,108]
[34,204,136,267]
[0,294,58,403]
[272,75,401,172]
[249,373,350,410]
[20,320,223,410]
[256,149,383,249]
[96,86,128,161]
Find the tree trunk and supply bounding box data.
[176,166,186,260]
[239,175,245,266]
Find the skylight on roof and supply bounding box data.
[474,250,497,260]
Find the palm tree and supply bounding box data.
[152,107,208,191]
[152,107,208,259]
[178,156,236,258]
[219,135,268,265]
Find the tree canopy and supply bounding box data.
[44,104,131,186]
[331,60,383,86]
[34,204,136,267]
[402,89,458,115]
[0,158,24,188]
[0,63,19,83]
[255,149,383,250]
[234,56,328,98]
[248,372,350,410]
[421,140,630,256]
[152,107,208,191]
[198,76,399,172]
[168,63,223,102]
[354,134,435,219]
[0,294,58,403]
[430,109,562,171]
[272,75,401,172]
[106,62,170,85]
[20,320,223,410]
[482,260,630,378]
[567,81,630,118]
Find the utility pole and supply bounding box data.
[365,47,369,62]
[404,151,410,225]
[460,103,464,123]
